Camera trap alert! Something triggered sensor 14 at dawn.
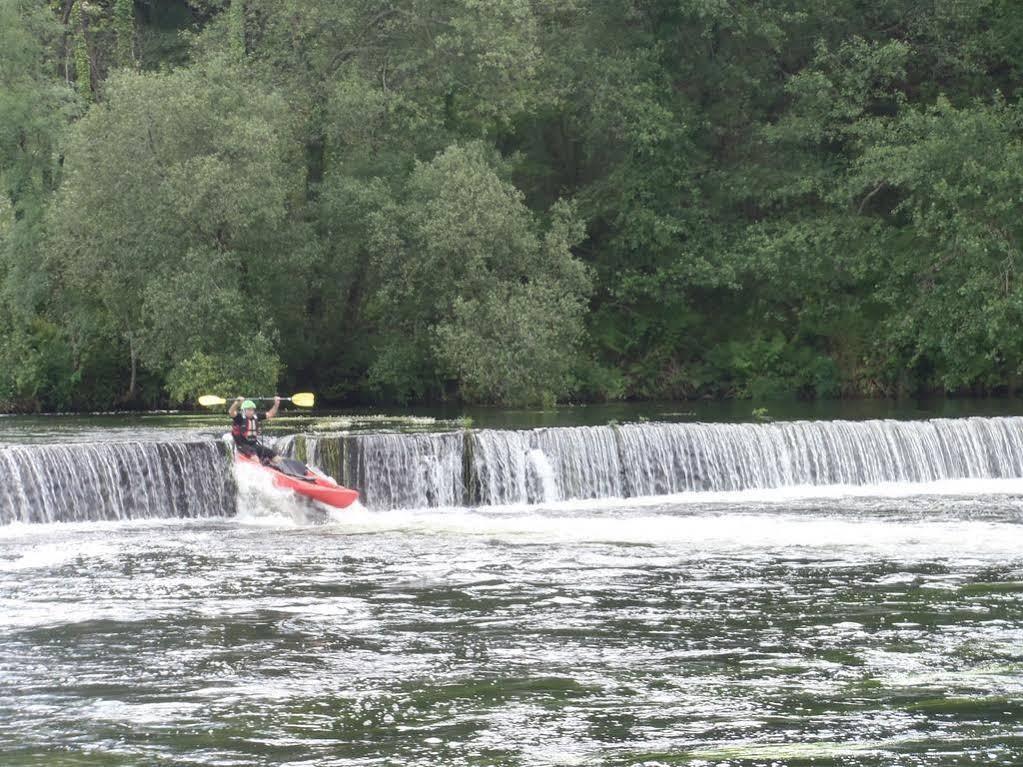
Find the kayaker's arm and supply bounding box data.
[228,397,243,417]
[266,396,281,420]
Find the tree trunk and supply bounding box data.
[60,0,76,25]
[127,331,138,403]
[59,0,77,84]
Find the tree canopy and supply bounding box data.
[1,0,1022,410]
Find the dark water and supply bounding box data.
[7,395,1023,444]
[2,486,1023,766]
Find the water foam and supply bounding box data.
[232,459,363,527]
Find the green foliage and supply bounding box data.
[0,0,76,221]
[703,336,840,400]
[226,0,244,59]
[69,2,91,101]
[165,333,279,405]
[46,58,296,404]
[0,316,75,411]
[365,142,590,405]
[435,281,586,406]
[4,0,1023,410]
[114,0,135,69]
[848,96,1023,391]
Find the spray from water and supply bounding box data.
[232,457,364,527]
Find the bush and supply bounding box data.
[165,333,280,405]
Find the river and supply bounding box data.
[1,405,1022,765]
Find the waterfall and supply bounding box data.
[344,432,465,510]
[6,416,1023,524]
[275,417,1023,510]
[277,432,464,509]
[468,427,625,505]
[459,417,1023,505]
[0,441,234,524]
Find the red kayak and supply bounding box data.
[236,453,359,509]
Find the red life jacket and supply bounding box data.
[232,414,260,442]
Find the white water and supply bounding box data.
[232,457,365,526]
[0,441,233,524]
[469,417,1023,505]
[346,432,465,509]
[219,476,1023,556]
[5,416,1023,523]
[5,417,1023,767]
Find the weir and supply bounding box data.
[283,432,465,510]
[292,416,1023,509]
[5,417,1023,523]
[0,441,234,524]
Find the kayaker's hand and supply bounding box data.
[274,396,281,405]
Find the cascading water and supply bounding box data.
[0,441,234,524]
[471,426,627,504]
[614,417,1023,492]
[7,419,1023,766]
[6,416,1023,524]
[343,432,465,510]
[462,417,1023,505]
[277,432,464,510]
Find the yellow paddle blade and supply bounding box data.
[198,394,227,407]
[290,392,315,408]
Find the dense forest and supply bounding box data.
[1,0,1022,411]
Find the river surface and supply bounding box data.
[2,407,1023,765]
[7,394,1023,443]
[2,486,1023,766]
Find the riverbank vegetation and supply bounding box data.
[2,0,1022,410]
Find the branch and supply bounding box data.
[144,115,170,184]
[857,180,887,215]
[327,45,383,75]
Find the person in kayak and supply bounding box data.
[229,396,281,464]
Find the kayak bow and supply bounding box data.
[236,453,359,509]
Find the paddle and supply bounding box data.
[198,392,316,408]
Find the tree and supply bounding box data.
[47,57,301,403]
[7,0,1023,410]
[849,96,1023,391]
[0,0,80,410]
[365,142,590,404]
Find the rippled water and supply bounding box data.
[2,483,1023,766]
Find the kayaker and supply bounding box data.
[229,396,281,464]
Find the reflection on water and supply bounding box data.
[7,396,1023,445]
[2,490,1022,765]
